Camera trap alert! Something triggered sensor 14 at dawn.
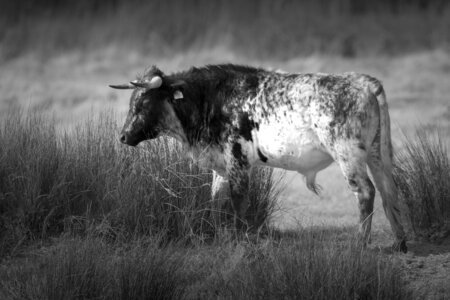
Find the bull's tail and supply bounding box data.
[369,84,412,249]
[374,88,393,167]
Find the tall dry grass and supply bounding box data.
[0,229,409,300]
[0,108,280,257]
[393,127,450,240]
[0,108,411,300]
[213,228,407,300]
[0,237,189,300]
[0,110,407,299]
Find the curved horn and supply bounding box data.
[130,76,163,90]
[109,83,135,89]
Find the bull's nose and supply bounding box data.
[119,134,127,144]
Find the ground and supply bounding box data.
[399,238,450,299]
[1,47,450,299]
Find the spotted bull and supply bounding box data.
[110,64,408,252]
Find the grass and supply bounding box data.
[0,109,411,299]
[0,230,409,300]
[0,108,280,256]
[0,237,188,300]
[393,127,450,240]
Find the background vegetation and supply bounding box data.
[0,109,281,253]
[1,0,449,61]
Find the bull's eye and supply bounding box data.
[133,102,142,114]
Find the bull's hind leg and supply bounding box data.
[333,142,375,244]
[368,147,408,253]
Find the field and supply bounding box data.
[1,1,450,299]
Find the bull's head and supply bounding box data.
[109,66,185,146]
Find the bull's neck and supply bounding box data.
[170,85,213,147]
[167,66,260,147]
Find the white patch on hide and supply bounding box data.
[250,103,333,173]
[242,101,335,192]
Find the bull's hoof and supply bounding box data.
[392,240,407,253]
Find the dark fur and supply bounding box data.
[142,64,262,146]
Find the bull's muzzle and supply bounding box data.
[119,133,127,144]
[119,132,139,146]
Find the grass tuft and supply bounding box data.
[393,127,450,240]
[0,108,281,256]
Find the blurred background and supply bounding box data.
[2,0,450,59]
[1,0,449,120]
[1,0,449,229]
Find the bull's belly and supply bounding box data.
[256,144,334,174]
[251,124,334,175]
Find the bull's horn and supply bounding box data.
[109,83,135,89]
[130,76,163,89]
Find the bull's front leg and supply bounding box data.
[211,171,233,214]
[226,142,251,231]
[211,171,230,204]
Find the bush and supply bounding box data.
[0,109,281,256]
[393,127,450,240]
